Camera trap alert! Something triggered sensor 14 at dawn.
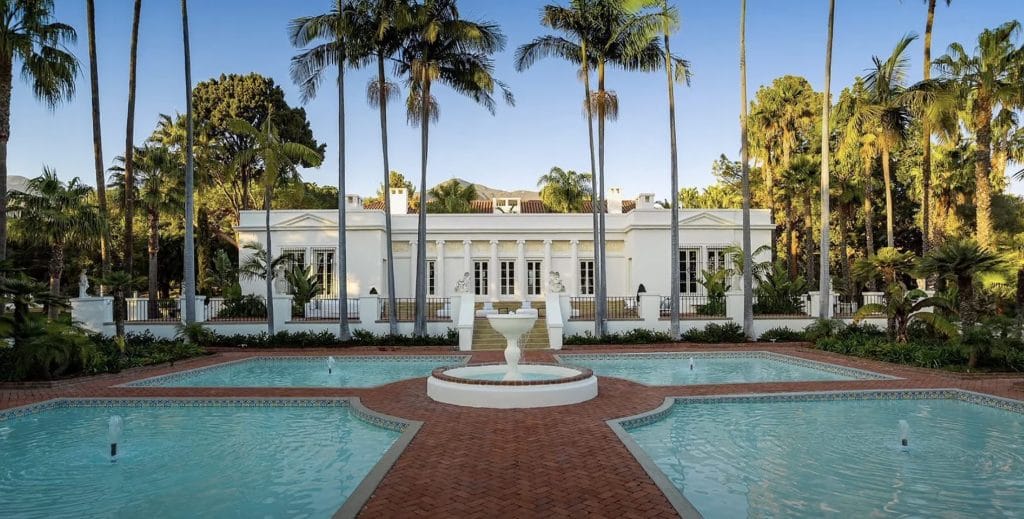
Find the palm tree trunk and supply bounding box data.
[804,190,815,286]
[739,0,754,339]
[662,2,681,340]
[882,147,895,247]
[147,208,159,319]
[596,60,609,337]
[921,0,936,257]
[86,0,110,276]
[337,64,351,341]
[819,0,835,318]
[974,103,994,248]
[181,0,197,324]
[413,78,431,337]
[581,42,601,338]
[48,244,64,320]
[378,53,398,335]
[124,0,142,276]
[0,57,12,263]
[838,200,852,296]
[786,198,797,277]
[265,181,275,335]
[863,187,876,291]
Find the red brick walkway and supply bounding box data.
[3,344,1022,518]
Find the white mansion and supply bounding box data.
[236,187,775,302]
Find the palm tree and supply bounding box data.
[395,0,513,336]
[8,169,103,319]
[181,0,197,325]
[85,0,109,276]
[818,0,835,318]
[96,271,135,339]
[290,0,361,341]
[920,0,952,254]
[123,0,142,276]
[919,238,1002,330]
[853,282,953,343]
[428,180,477,213]
[0,0,78,263]
[739,0,753,339]
[228,117,323,335]
[537,166,592,212]
[932,21,1024,248]
[862,34,917,247]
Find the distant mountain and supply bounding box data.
[7,175,29,193]
[428,177,541,201]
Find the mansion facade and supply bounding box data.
[235,188,774,301]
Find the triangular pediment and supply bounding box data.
[678,212,735,227]
[275,213,335,228]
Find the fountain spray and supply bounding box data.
[898,419,910,447]
[108,415,123,462]
[327,356,336,374]
[689,357,695,371]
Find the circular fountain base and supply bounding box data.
[426,364,598,409]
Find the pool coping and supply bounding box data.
[117,354,472,388]
[554,350,899,385]
[606,388,1024,519]
[0,396,423,519]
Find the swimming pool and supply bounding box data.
[613,390,1024,518]
[556,352,892,386]
[0,398,418,518]
[124,355,470,388]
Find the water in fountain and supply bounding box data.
[327,356,336,375]
[689,357,695,371]
[898,419,910,448]
[107,415,123,462]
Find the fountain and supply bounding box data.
[426,312,598,408]
[327,356,336,375]
[899,419,910,447]
[108,415,123,462]
[689,357,695,371]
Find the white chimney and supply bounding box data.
[636,193,655,210]
[345,194,363,211]
[389,187,408,215]
[608,187,623,214]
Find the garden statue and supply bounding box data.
[548,271,565,293]
[454,271,472,293]
[79,270,90,298]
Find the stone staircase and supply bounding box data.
[471,301,550,351]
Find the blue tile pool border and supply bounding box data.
[606,389,1024,519]
[554,350,898,384]
[118,354,472,388]
[0,396,422,519]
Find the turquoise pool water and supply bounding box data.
[127,355,469,388]
[557,352,886,385]
[625,393,1024,518]
[0,400,402,518]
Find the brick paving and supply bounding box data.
[2,343,1022,518]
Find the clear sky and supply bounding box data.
[9,0,1023,200]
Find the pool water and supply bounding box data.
[127,355,469,388]
[558,352,886,385]
[626,394,1024,518]
[0,400,401,518]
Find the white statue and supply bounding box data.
[548,271,565,293]
[79,270,90,298]
[454,271,472,293]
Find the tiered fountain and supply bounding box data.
[426,311,598,408]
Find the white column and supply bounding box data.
[543,239,553,297]
[489,239,499,300]
[516,240,526,299]
[570,239,579,296]
[436,240,446,296]
[409,240,417,296]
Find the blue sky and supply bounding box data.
[9,0,1023,199]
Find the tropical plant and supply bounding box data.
[853,282,954,343]
[918,238,1003,328]
[95,271,137,339]
[696,269,728,316]
[123,0,143,276]
[753,261,809,315]
[85,0,109,276]
[428,179,478,213]
[228,117,323,335]
[739,0,753,339]
[395,0,513,335]
[8,170,103,318]
[285,264,322,317]
[818,0,836,318]
[920,0,953,254]
[0,0,79,262]
[537,167,592,213]
[238,242,289,282]
[852,246,919,288]
[181,0,198,324]
[0,275,65,333]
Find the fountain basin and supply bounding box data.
[427,363,598,408]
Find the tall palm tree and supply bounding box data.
[290,0,361,341]
[85,0,109,276]
[739,0,753,339]
[536,166,592,213]
[428,179,478,213]
[920,0,952,254]
[395,0,513,336]
[8,169,103,319]
[228,117,323,335]
[123,0,142,276]
[818,0,835,318]
[359,0,408,336]
[515,0,602,337]
[181,0,197,324]
[862,34,917,248]
[0,0,78,263]
[932,21,1023,248]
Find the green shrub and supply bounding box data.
[681,322,745,343]
[758,327,805,342]
[218,295,267,319]
[803,319,846,342]
[563,329,674,345]
[197,328,458,348]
